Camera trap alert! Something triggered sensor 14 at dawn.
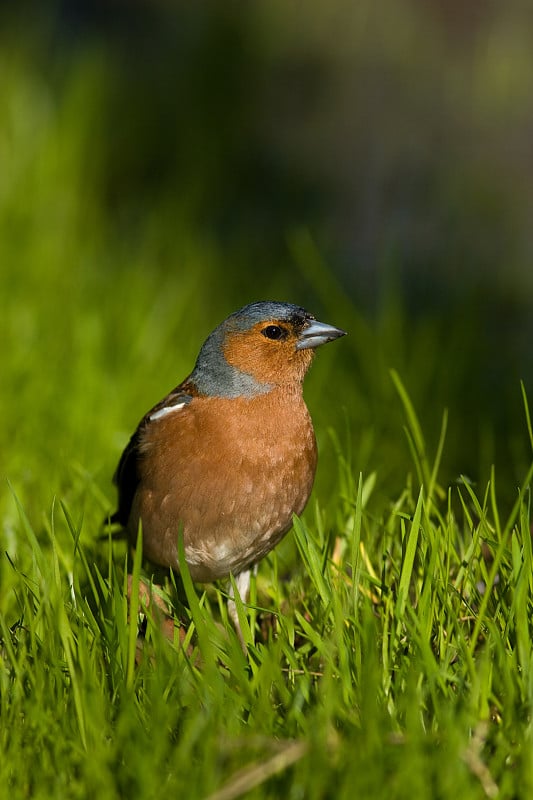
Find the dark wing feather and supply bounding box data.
[110,382,196,527]
[110,424,146,526]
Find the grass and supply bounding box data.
[2,22,533,800]
[2,362,533,798]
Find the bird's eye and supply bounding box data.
[262,324,287,341]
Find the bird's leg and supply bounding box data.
[126,574,188,659]
[227,566,257,652]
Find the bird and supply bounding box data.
[111,300,346,646]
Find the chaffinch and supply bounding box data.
[111,301,346,645]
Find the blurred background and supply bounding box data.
[1,0,533,542]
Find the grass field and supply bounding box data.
[2,12,533,800]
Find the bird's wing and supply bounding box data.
[110,383,196,527]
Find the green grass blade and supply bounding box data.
[126,524,143,691]
[521,380,533,453]
[390,369,428,485]
[395,486,424,625]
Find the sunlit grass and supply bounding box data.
[2,368,533,797]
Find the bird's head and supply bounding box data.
[190,301,346,398]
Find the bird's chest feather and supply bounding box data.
[135,388,317,578]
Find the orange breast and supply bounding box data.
[130,386,317,581]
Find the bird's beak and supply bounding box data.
[295,319,347,350]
